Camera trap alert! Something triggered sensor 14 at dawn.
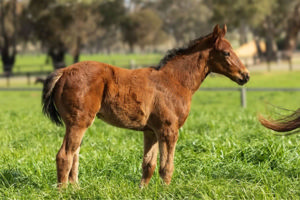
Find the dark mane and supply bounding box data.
[155,33,212,69]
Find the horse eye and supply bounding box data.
[223,51,230,56]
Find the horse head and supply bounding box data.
[207,24,250,85]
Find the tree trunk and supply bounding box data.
[129,43,134,53]
[283,3,300,59]
[239,23,248,45]
[265,33,277,62]
[48,48,66,69]
[1,46,15,74]
[106,46,111,55]
[0,0,17,75]
[263,16,278,62]
[254,38,263,57]
[73,37,81,64]
[73,53,80,64]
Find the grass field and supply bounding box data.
[0,71,300,199]
[0,54,163,73]
[1,52,300,74]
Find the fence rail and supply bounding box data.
[1,87,300,108]
[198,87,300,108]
[0,87,41,91]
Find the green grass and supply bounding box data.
[0,53,163,73]
[2,52,300,74]
[202,71,300,88]
[0,71,300,199]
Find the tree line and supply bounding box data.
[0,0,300,74]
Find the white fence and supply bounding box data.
[199,87,300,108]
[1,87,300,108]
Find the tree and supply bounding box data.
[26,0,72,69]
[0,0,17,75]
[254,0,300,61]
[283,2,300,58]
[210,0,300,61]
[211,0,273,45]
[96,0,126,54]
[152,0,212,45]
[25,0,100,69]
[120,9,164,52]
[65,3,100,63]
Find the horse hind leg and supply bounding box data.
[55,81,104,188]
[68,144,81,184]
[140,130,158,188]
[56,125,88,188]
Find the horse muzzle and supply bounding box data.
[237,72,250,85]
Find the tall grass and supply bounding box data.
[0,72,300,199]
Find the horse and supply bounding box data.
[35,77,46,85]
[42,24,250,188]
[259,109,300,135]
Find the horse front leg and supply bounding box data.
[140,130,158,188]
[157,128,178,185]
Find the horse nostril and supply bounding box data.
[245,74,249,81]
[242,73,250,81]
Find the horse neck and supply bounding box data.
[160,50,210,94]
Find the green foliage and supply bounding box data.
[211,0,273,28]
[0,53,163,75]
[0,71,300,199]
[98,0,126,28]
[121,9,164,51]
[154,0,212,44]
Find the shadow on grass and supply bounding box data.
[0,168,39,189]
[208,145,300,182]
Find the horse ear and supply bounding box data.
[222,24,227,37]
[213,24,221,38]
[212,24,224,43]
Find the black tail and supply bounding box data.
[42,70,64,126]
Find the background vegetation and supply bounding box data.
[0,0,300,73]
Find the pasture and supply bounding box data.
[0,54,162,74]
[0,70,300,199]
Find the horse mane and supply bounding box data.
[155,33,212,69]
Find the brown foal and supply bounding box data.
[42,24,250,188]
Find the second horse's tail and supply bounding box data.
[42,70,64,126]
[259,108,300,135]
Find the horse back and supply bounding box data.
[52,61,191,131]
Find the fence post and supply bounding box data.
[240,87,247,108]
[267,61,271,72]
[26,73,31,85]
[130,59,136,69]
[288,59,293,71]
[6,74,10,87]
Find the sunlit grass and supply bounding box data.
[1,69,300,198]
[0,53,163,73]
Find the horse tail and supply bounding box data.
[42,70,64,126]
[259,108,300,135]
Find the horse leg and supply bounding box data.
[54,78,103,188]
[56,125,87,188]
[157,128,178,185]
[140,130,158,188]
[68,145,80,184]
